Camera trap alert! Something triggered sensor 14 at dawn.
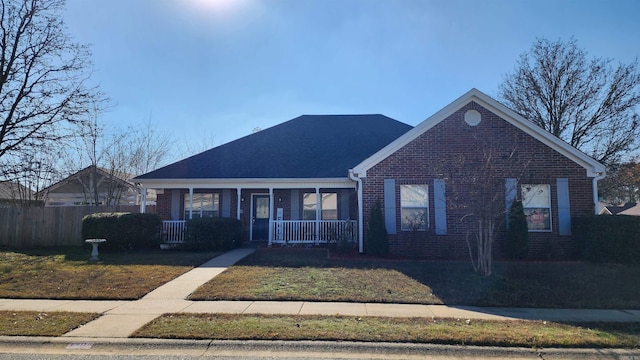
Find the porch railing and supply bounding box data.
[272,220,357,245]
[162,219,358,246]
[162,220,186,243]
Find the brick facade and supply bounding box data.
[361,101,595,260]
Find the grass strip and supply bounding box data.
[0,311,99,336]
[134,314,640,349]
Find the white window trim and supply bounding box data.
[184,192,220,219]
[401,184,429,231]
[521,184,552,232]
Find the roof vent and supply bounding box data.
[464,110,481,126]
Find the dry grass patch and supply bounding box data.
[134,314,640,348]
[0,248,220,300]
[192,266,438,303]
[190,248,439,303]
[0,311,99,336]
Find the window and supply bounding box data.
[184,193,219,219]
[302,192,337,220]
[321,193,338,220]
[521,184,551,231]
[401,185,428,231]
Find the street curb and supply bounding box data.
[1,336,639,359]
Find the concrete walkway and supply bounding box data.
[1,246,639,339]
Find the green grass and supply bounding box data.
[0,311,99,336]
[0,247,220,300]
[134,314,640,348]
[190,248,640,308]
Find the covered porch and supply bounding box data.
[138,179,362,249]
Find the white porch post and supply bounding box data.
[357,180,364,253]
[188,188,194,219]
[315,187,320,245]
[236,188,242,220]
[268,188,274,246]
[139,186,147,213]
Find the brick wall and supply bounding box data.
[362,101,595,260]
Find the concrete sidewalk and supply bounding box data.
[1,246,639,339]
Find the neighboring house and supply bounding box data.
[0,182,38,207]
[41,165,156,207]
[134,89,605,259]
[599,203,640,216]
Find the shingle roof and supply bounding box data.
[135,114,412,180]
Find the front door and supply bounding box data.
[251,194,270,241]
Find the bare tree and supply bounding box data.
[0,0,103,169]
[125,117,174,176]
[62,112,173,206]
[0,149,59,206]
[499,38,640,165]
[435,134,529,277]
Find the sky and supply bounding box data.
[63,0,640,163]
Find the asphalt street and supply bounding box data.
[1,339,640,360]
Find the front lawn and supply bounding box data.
[190,248,640,309]
[134,314,640,348]
[0,247,220,300]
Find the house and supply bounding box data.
[0,182,38,207]
[599,203,640,216]
[134,89,605,259]
[41,165,155,207]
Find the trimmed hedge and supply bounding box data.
[81,212,162,251]
[573,215,640,264]
[184,217,242,251]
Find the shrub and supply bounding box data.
[366,199,389,256]
[81,212,162,251]
[184,217,242,251]
[506,200,529,259]
[573,215,640,264]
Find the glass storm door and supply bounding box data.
[252,195,270,241]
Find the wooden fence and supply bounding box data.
[0,206,156,248]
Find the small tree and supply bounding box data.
[434,131,529,276]
[366,199,389,256]
[506,200,529,259]
[599,158,640,204]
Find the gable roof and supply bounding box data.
[41,165,137,194]
[353,88,606,177]
[135,115,413,181]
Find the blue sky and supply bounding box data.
[64,0,640,161]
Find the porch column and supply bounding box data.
[236,188,242,220]
[315,187,320,245]
[188,187,194,219]
[268,188,274,246]
[357,180,364,253]
[139,186,147,213]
